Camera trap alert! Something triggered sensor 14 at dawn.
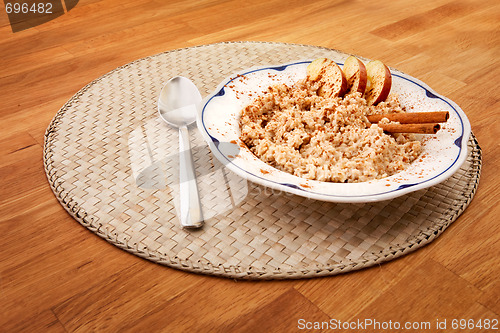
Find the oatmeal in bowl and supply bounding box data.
[239,79,422,183]
[198,56,470,203]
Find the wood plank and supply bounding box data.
[371,1,476,40]
[0,46,75,78]
[478,280,500,316]
[0,148,47,203]
[0,99,65,144]
[0,309,67,333]
[52,262,204,332]
[295,265,407,322]
[221,288,331,332]
[53,275,295,331]
[356,259,485,325]
[431,198,500,291]
[0,131,39,168]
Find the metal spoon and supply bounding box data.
[158,76,203,228]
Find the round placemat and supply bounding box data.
[44,41,482,279]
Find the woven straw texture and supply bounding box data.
[44,42,481,279]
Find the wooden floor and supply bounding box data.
[1,0,499,331]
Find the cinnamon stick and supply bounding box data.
[377,123,441,134]
[367,111,449,124]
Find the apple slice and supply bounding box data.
[307,57,347,98]
[318,61,347,98]
[343,56,367,94]
[364,60,392,105]
[306,58,332,81]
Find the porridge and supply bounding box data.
[239,77,422,183]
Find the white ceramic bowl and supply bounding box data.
[197,60,471,203]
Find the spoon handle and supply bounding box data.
[178,125,203,228]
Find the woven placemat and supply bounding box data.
[44,42,481,279]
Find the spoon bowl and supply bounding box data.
[159,76,201,127]
[158,76,203,228]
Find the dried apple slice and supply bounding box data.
[343,56,367,94]
[364,60,392,105]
